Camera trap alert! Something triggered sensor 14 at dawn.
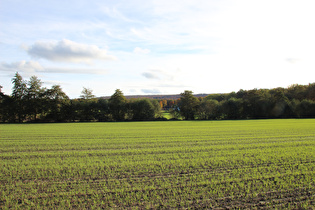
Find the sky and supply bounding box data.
[1,0,315,98]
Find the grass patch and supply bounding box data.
[161,110,172,119]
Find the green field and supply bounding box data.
[1,119,314,209]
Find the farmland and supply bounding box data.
[0,119,314,209]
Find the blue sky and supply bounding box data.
[1,0,315,98]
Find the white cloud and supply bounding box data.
[142,72,159,80]
[25,39,117,63]
[141,89,161,94]
[133,47,150,54]
[0,61,44,73]
[142,69,174,81]
[0,61,107,75]
[45,67,107,75]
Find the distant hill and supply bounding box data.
[100,93,210,100]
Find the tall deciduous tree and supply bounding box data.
[178,90,199,120]
[197,99,220,120]
[109,89,127,121]
[130,98,158,120]
[44,85,70,122]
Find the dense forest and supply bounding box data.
[1,72,315,123]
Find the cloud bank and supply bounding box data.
[25,39,117,63]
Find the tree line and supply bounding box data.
[0,72,314,123]
[170,85,315,120]
[0,73,161,122]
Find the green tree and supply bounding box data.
[286,84,307,101]
[0,95,15,122]
[44,85,70,122]
[109,89,127,121]
[178,90,200,120]
[11,72,27,122]
[77,100,95,122]
[296,99,315,118]
[170,100,181,120]
[270,88,292,118]
[0,85,14,122]
[80,87,95,100]
[130,99,158,120]
[197,99,220,120]
[76,87,97,121]
[26,75,45,121]
[152,100,162,118]
[306,83,315,100]
[94,99,110,122]
[240,89,272,119]
[221,98,243,119]
[68,99,81,122]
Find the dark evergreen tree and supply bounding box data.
[11,72,27,122]
[26,76,45,121]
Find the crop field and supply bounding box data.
[0,119,314,209]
